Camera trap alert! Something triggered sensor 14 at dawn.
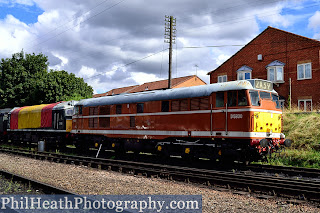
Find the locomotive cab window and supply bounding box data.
[238,90,248,106]
[216,92,224,107]
[249,90,260,106]
[75,106,83,115]
[227,91,237,107]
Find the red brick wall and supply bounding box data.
[209,27,320,108]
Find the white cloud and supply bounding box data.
[0,0,312,94]
[79,65,97,78]
[130,72,162,85]
[0,15,34,57]
[308,11,320,30]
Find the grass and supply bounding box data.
[267,149,320,169]
[263,110,320,169]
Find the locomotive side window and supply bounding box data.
[249,90,260,106]
[137,103,144,113]
[171,100,179,111]
[161,101,169,112]
[191,97,209,110]
[272,94,281,109]
[200,97,209,110]
[191,98,200,110]
[116,105,122,114]
[75,106,83,115]
[216,92,224,107]
[89,107,98,128]
[227,91,237,107]
[180,99,188,111]
[238,90,248,106]
[172,99,188,111]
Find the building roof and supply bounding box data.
[237,65,253,72]
[93,75,206,98]
[207,26,320,75]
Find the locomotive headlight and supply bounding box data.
[185,148,190,154]
[157,146,162,151]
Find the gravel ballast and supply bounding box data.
[0,153,318,212]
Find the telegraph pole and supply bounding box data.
[164,15,176,89]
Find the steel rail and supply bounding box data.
[0,147,319,201]
[0,169,76,195]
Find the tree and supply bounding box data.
[0,51,93,108]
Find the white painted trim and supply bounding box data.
[73,108,282,119]
[70,129,281,139]
[7,129,67,133]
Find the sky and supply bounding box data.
[1,0,320,94]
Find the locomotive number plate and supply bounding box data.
[254,80,273,91]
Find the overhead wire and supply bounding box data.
[30,0,111,45]
[31,0,127,49]
[84,48,169,80]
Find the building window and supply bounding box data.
[237,71,251,80]
[236,65,252,80]
[268,67,284,82]
[297,63,312,80]
[298,99,312,111]
[267,60,285,83]
[218,75,227,83]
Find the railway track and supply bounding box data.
[0,147,319,202]
[0,169,75,195]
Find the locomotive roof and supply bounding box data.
[77,80,277,107]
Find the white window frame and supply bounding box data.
[218,75,227,83]
[298,99,312,111]
[297,63,312,80]
[267,66,284,83]
[237,71,251,80]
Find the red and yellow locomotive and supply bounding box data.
[72,79,291,162]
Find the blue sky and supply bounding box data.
[0,2,43,24]
[0,0,320,94]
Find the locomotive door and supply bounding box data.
[212,92,226,134]
[75,106,83,133]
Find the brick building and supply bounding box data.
[93,75,206,98]
[208,26,320,111]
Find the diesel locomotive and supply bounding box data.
[0,79,291,162]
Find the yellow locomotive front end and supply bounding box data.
[247,80,291,157]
